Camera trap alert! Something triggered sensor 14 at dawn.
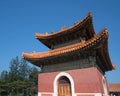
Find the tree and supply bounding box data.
[29,66,40,95]
[0,56,40,96]
[19,59,30,80]
[0,70,9,81]
[29,66,39,85]
[9,56,20,81]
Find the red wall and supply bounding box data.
[38,72,57,92]
[38,67,105,94]
[71,67,104,93]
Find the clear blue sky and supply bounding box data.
[0,0,120,83]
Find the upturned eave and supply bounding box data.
[22,28,114,71]
[35,12,95,48]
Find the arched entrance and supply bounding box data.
[58,76,71,96]
[54,72,75,96]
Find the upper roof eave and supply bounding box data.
[35,12,95,40]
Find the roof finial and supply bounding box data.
[112,64,116,70]
[104,27,108,31]
[60,25,67,31]
[51,30,56,34]
[46,32,48,34]
[88,12,92,17]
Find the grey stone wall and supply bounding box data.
[53,38,84,49]
[42,56,96,73]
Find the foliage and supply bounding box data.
[0,56,40,96]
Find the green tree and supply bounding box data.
[29,66,40,95]
[9,56,20,81]
[0,56,39,96]
[19,59,30,80]
[0,70,9,81]
[29,66,39,85]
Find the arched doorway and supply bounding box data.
[58,76,72,96]
[54,72,75,96]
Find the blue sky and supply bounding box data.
[0,0,120,83]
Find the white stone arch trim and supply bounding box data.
[102,76,109,96]
[53,72,75,96]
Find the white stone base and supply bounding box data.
[38,92,104,96]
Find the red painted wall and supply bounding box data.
[71,67,103,93]
[38,67,106,94]
[38,72,57,92]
